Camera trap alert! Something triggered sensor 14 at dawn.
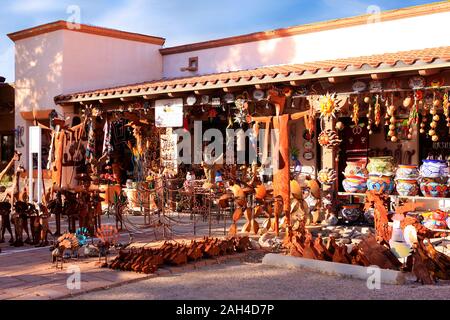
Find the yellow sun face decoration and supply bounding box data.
[319,92,342,121]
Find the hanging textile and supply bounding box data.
[102,118,112,157]
[86,120,96,163]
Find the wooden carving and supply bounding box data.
[364,190,392,245]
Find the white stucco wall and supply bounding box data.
[162,11,450,78]
[13,29,164,171]
[14,30,65,167]
[62,30,163,93]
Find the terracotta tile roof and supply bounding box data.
[55,46,450,104]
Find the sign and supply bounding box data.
[29,126,42,204]
[160,128,178,174]
[155,98,183,128]
[29,126,42,153]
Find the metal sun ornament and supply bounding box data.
[318,129,342,149]
[319,92,342,121]
[318,168,337,185]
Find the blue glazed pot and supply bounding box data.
[367,176,395,194]
[420,159,448,179]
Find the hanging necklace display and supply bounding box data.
[419,91,428,135]
[365,96,373,134]
[351,96,360,126]
[429,92,440,142]
[444,91,450,132]
[374,95,382,127]
[387,94,398,142]
[407,91,420,140]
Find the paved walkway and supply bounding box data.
[0,214,249,300]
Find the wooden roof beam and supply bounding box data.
[328,77,349,84]
[143,94,161,100]
[167,92,186,98]
[223,87,245,93]
[255,84,271,90]
[289,80,310,86]
[419,68,440,76]
[194,89,217,96]
[120,97,135,102]
[370,73,392,80]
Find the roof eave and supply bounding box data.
[54,61,450,105]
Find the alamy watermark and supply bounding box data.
[66,265,81,290]
[66,5,81,30]
[366,266,381,290]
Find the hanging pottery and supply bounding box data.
[201,95,210,105]
[369,80,383,93]
[318,129,342,149]
[186,95,197,106]
[319,92,342,121]
[408,76,426,90]
[387,79,402,90]
[223,93,235,104]
[352,81,367,93]
[252,90,265,101]
[318,168,337,185]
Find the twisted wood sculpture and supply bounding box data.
[364,190,391,245]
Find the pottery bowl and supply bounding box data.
[395,179,419,197]
[342,178,367,193]
[420,181,448,198]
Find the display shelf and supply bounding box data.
[338,192,450,202]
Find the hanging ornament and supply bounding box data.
[387,94,398,143]
[374,95,382,127]
[319,92,342,121]
[318,168,337,185]
[365,96,373,134]
[429,92,439,142]
[419,92,428,135]
[352,96,360,126]
[318,129,342,149]
[444,91,450,132]
[407,91,420,140]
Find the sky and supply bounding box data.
[0,0,440,82]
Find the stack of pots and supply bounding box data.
[342,160,368,193]
[419,159,449,198]
[395,165,420,196]
[366,157,395,194]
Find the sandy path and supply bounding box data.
[70,254,450,300]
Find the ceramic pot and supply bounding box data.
[340,204,362,223]
[364,208,375,225]
[367,156,395,176]
[342,177,367,193]
[343,160,368,178]
[420,179,448,198]
[420,159,448,179]
[395,179,419,197]
[367,175,395,194]
[396,165,419,180]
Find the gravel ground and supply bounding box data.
[70,253,450,300]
